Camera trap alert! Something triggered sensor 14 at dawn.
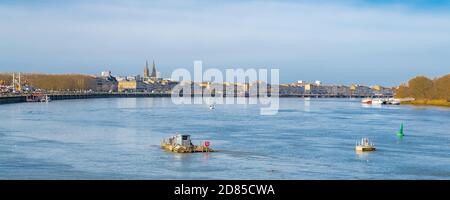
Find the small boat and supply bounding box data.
[209,104,215,110]
[40,95,51,103]
[355,138,376,152]
[388,98,400,105]
[161,134,214,153]
[362,98,372,104]
[27,93,50,103]
[396,123,405,137]
[26,94,41,102]
[372,99,386,105]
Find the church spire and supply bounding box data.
[144,60,150,78]
[151,60,157,79]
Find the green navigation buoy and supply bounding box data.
[397,123,405,137]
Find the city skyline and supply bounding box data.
[0,60,443,87]
[1,0,450,86]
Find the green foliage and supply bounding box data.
[408,76,434,99]
[395,84,410,98]
[433,74,450,100]
[395,74,450,101]
[0,74,12,85]
[0,73,97,91]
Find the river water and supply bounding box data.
[0,98,449,179]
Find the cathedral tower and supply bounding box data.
[150,60,158,79]
[144,60,150,79]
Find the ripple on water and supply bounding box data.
[0,98,449,179]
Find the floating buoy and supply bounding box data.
[397,123,405,137]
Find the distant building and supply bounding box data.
[127,75,138,81]
[305,83,327,94]
[278,80,393,97]
[101,71,112,77]
[143,61,150,79]
[96,71,118,92]
[279,84,304,95]
[372,85,382,91]
[150,60,158,80]
[322,85,351,96]
[372,85,394,96]
[118,76,146,92]
[143,60,161,83]
[350,84,373,96]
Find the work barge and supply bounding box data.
[161,134,214,153]
[355,138,376,152]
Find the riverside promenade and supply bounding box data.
[0,92,171,105]
[0,92,392,105]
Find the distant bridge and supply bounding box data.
[48,92,171,100]
[0,92,393,105]
[280,94,393,98]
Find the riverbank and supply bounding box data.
[0,96,26,104]
[0,93,392,105]
[402,99,450,107]
[0,93,171,105]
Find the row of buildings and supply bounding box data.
[190,81,393,97]
[278,80,393,97]
[95,60,177,93]
[92,62,394,97]
[1,61,394,97]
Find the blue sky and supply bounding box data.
[0,0,449,86]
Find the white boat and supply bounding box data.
[40,95,51,103]
[371,99,386,105]
[361,98,372,104]
[209,104,215,110]
[387,98,400,105]
[390,100,400,105]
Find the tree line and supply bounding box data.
[0,73,97,91]
[395,74,450,101]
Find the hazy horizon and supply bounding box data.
[1,0,450,86]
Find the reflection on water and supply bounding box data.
[361,104,371,108]
[361,104,382,109]
[304,99,311,112]
[355,151,372,162]
[117,98,137,108]
[0,98,449,179]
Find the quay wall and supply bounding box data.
[0,93,393,105]
[0,93,171,105]
[48,93,171,100]
[0,96,27,104]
